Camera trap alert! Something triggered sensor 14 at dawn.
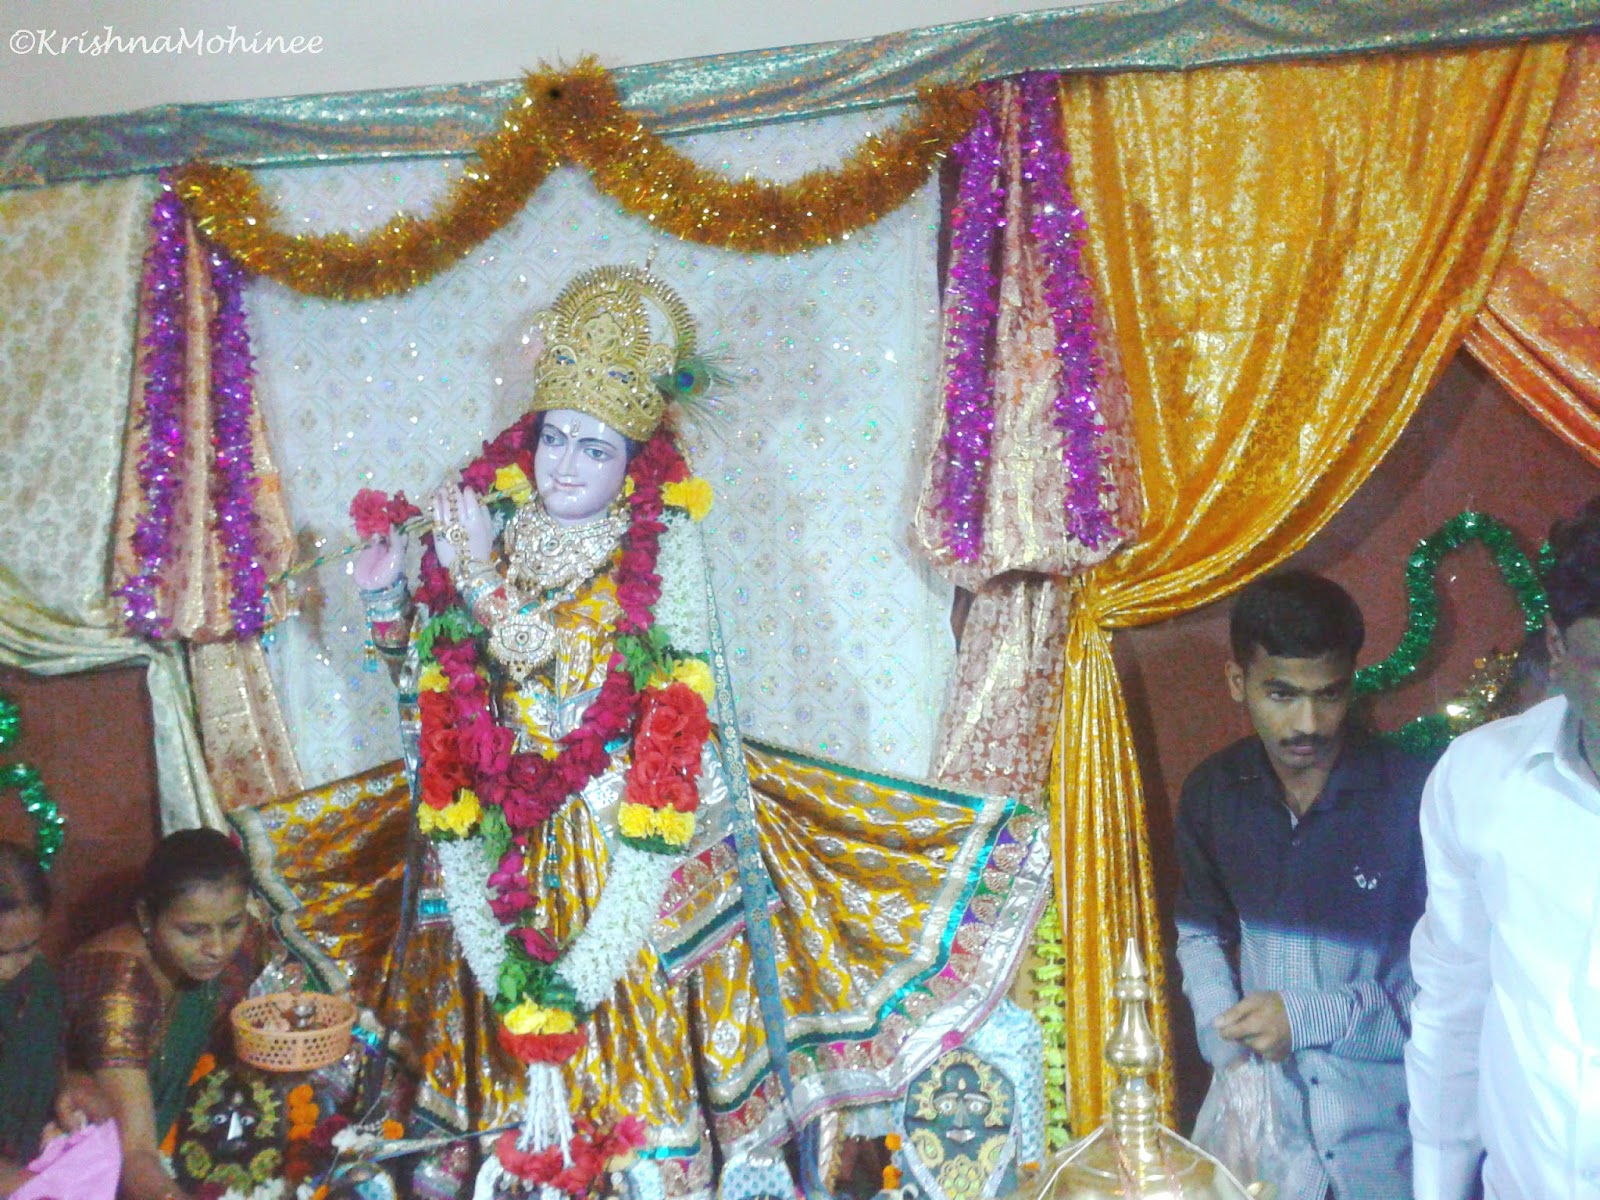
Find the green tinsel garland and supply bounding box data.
[0,694,16,747]
[0,695,64,869]
[1353,511,1548,758]
[1355,510,1546,696]
[1030,898,1073,1151]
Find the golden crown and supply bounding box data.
[529,265,698,441]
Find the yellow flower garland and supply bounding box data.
[173,59,980,301]
[1031,898,1073,1149]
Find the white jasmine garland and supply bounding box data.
[330,1125,385,1155]
[217,1182,289,1200]
[434,499,713,1036]
[436,837,507,1001]
[652,513,711,655]
[555,841,680,1010]
[473,1155,507,1200]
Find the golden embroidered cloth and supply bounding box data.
[1463,35,1600,465]
[242,741,1050,1198]
[1051,41,1569,1133]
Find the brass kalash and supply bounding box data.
[1012,941,1270,1200]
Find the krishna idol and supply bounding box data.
[349,265,1052,1200]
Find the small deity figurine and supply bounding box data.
[349,265,1053,1200]
[893,1000,1047,1200]
[172,1068,284,1193]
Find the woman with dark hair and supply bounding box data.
[0,841,61,1193]
[62,829,254,1200]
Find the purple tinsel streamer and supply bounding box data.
[938,90,1005,563]
[1021,73,1115,549]
[208,246,269,638]
[116,175,188,637]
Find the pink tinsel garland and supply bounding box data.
[937,90,1004,563]
[116,174,188,637]
[119,185,270,640]
[207,246,270,637]
[1021,73,1114,550]
[934,75,1118,562]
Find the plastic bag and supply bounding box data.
[13,1121,121,1200]
[1191,1058,1310,1192]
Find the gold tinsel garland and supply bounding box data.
[174,59,980,301]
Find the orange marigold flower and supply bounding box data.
[381,1118,405,1140]
[288,1083,314,1104]
[289,1121,316,1141]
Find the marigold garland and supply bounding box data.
[173,59,980,300]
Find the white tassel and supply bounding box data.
[520,1062,576,1166]
[473,1155,505,1200]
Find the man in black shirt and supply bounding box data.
[1175,570,1428,1200]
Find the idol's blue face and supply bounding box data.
[533,409,629,526]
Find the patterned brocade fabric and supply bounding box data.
[61,950,168,1071]
[910,80,1140,800]
[233,765,412,1008]
[242,741,1050,1196]
[0,177,150,623]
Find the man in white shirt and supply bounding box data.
[1408,497,1600,1200]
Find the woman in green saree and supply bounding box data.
[63,830,253,1200]
[0,841,62,1194]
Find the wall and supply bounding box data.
[0,662,158,957]
[1121,352,1600,1118]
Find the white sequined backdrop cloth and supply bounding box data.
[251,110,956,787]
[0,178,151,620]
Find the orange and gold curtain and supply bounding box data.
[1464,36,1600,466]
[1051,41,1569,1132]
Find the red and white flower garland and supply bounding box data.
[351,419,717,1187]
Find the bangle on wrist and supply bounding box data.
[360,574,410,622]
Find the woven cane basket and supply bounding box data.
[232,992,356,1073]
